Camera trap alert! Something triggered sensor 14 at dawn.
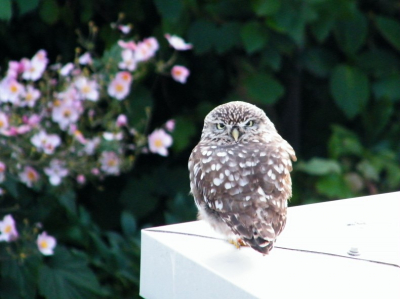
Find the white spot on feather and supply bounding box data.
[217,151,227,157]
[213,178,222,186]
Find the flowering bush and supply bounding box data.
[0,22,191,299]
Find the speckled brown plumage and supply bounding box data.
[188,101,296,254]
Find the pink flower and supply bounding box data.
[78,52,92,65]
[171,65,190,84]
[31,130,61,155]
[100,151,120,175]
[134,37,159,62]
[118,49,137,71]
[44,160,69,186]
[22,49,48,81]
[74,76,99,101]
[118,24,132,34]
[165,119,175,132]
[165,34,193,51]
[116,114,128,127]
[6,61,22,78]
[19,166,39,187]
[148,129,173,156]
[0,112,9,134]
[37,232,57,255]
[76,174,86,184]
[0,161,6,183]
[0,215,19,242]
[108,72,132,100]
[118,40,137,50]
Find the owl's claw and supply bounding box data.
[229,238,247,249]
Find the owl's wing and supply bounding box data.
[189,138,295,254]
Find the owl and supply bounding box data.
[188,101,296,254]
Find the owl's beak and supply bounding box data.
[231,127,240,141]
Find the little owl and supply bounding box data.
[188,101,296,254]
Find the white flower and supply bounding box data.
[78,52,92,65]
[83,137,100,155]
[134,37,159,62]
[171,65,190,84]
[60,62,74,76]
[165,34,193,51]
[37,232,57,256]
[19,166,39,187]
[31,130,61,155]
[103,132,123,141]
[22,49,48,81]
[118,49,137,71]
[0,77,25,104]
[0,214,19,242]
[44,160,69,186]
[107,72,132,100]
[148,129,173,156]
[20,85,41,107]
[74,76,99,101]
[100,151,120,175]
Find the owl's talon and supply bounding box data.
[229,238,247,249]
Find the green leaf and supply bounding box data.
[16,0,40,15]
[302,48,339,77]
[58,189,77,215]
[38,248,105,299]
[39,0,59,24]
[316,174,354,199]
[328,125,364,159]
[251,0,281,16]
[154,0,183,21]
[243,73,284,105]
[310,17,334,43]
[172,116,196,152]
[261,47,281,71]
[188,20,217,54]
[121,211,137,236]
[372,75,400,102]
[215,22,241,54]
[0,0,12,20]
[1,256,40,299]
[334,9,367,55]
[240,21,269,54]
[357,160,379,181]
[356,49,400,77]
[330,64,369,119]
[296,158,341,176]
[375,16,400,51]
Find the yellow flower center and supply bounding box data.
[39,240,48,249]
[115,83,124,93]
[154,139,163,148]
[4,224,12,234]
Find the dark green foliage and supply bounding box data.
[1,0,400,298]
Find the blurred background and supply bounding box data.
[1,0,399,298]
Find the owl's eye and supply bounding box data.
[216,123,225,130]
[245,120,254,127]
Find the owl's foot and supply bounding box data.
[228,238,248,249]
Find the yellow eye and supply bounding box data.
[246,120,254,127]
[216,123,225,130]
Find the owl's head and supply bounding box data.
[201,101,276,144]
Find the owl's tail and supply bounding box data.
[244,236,275,255]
